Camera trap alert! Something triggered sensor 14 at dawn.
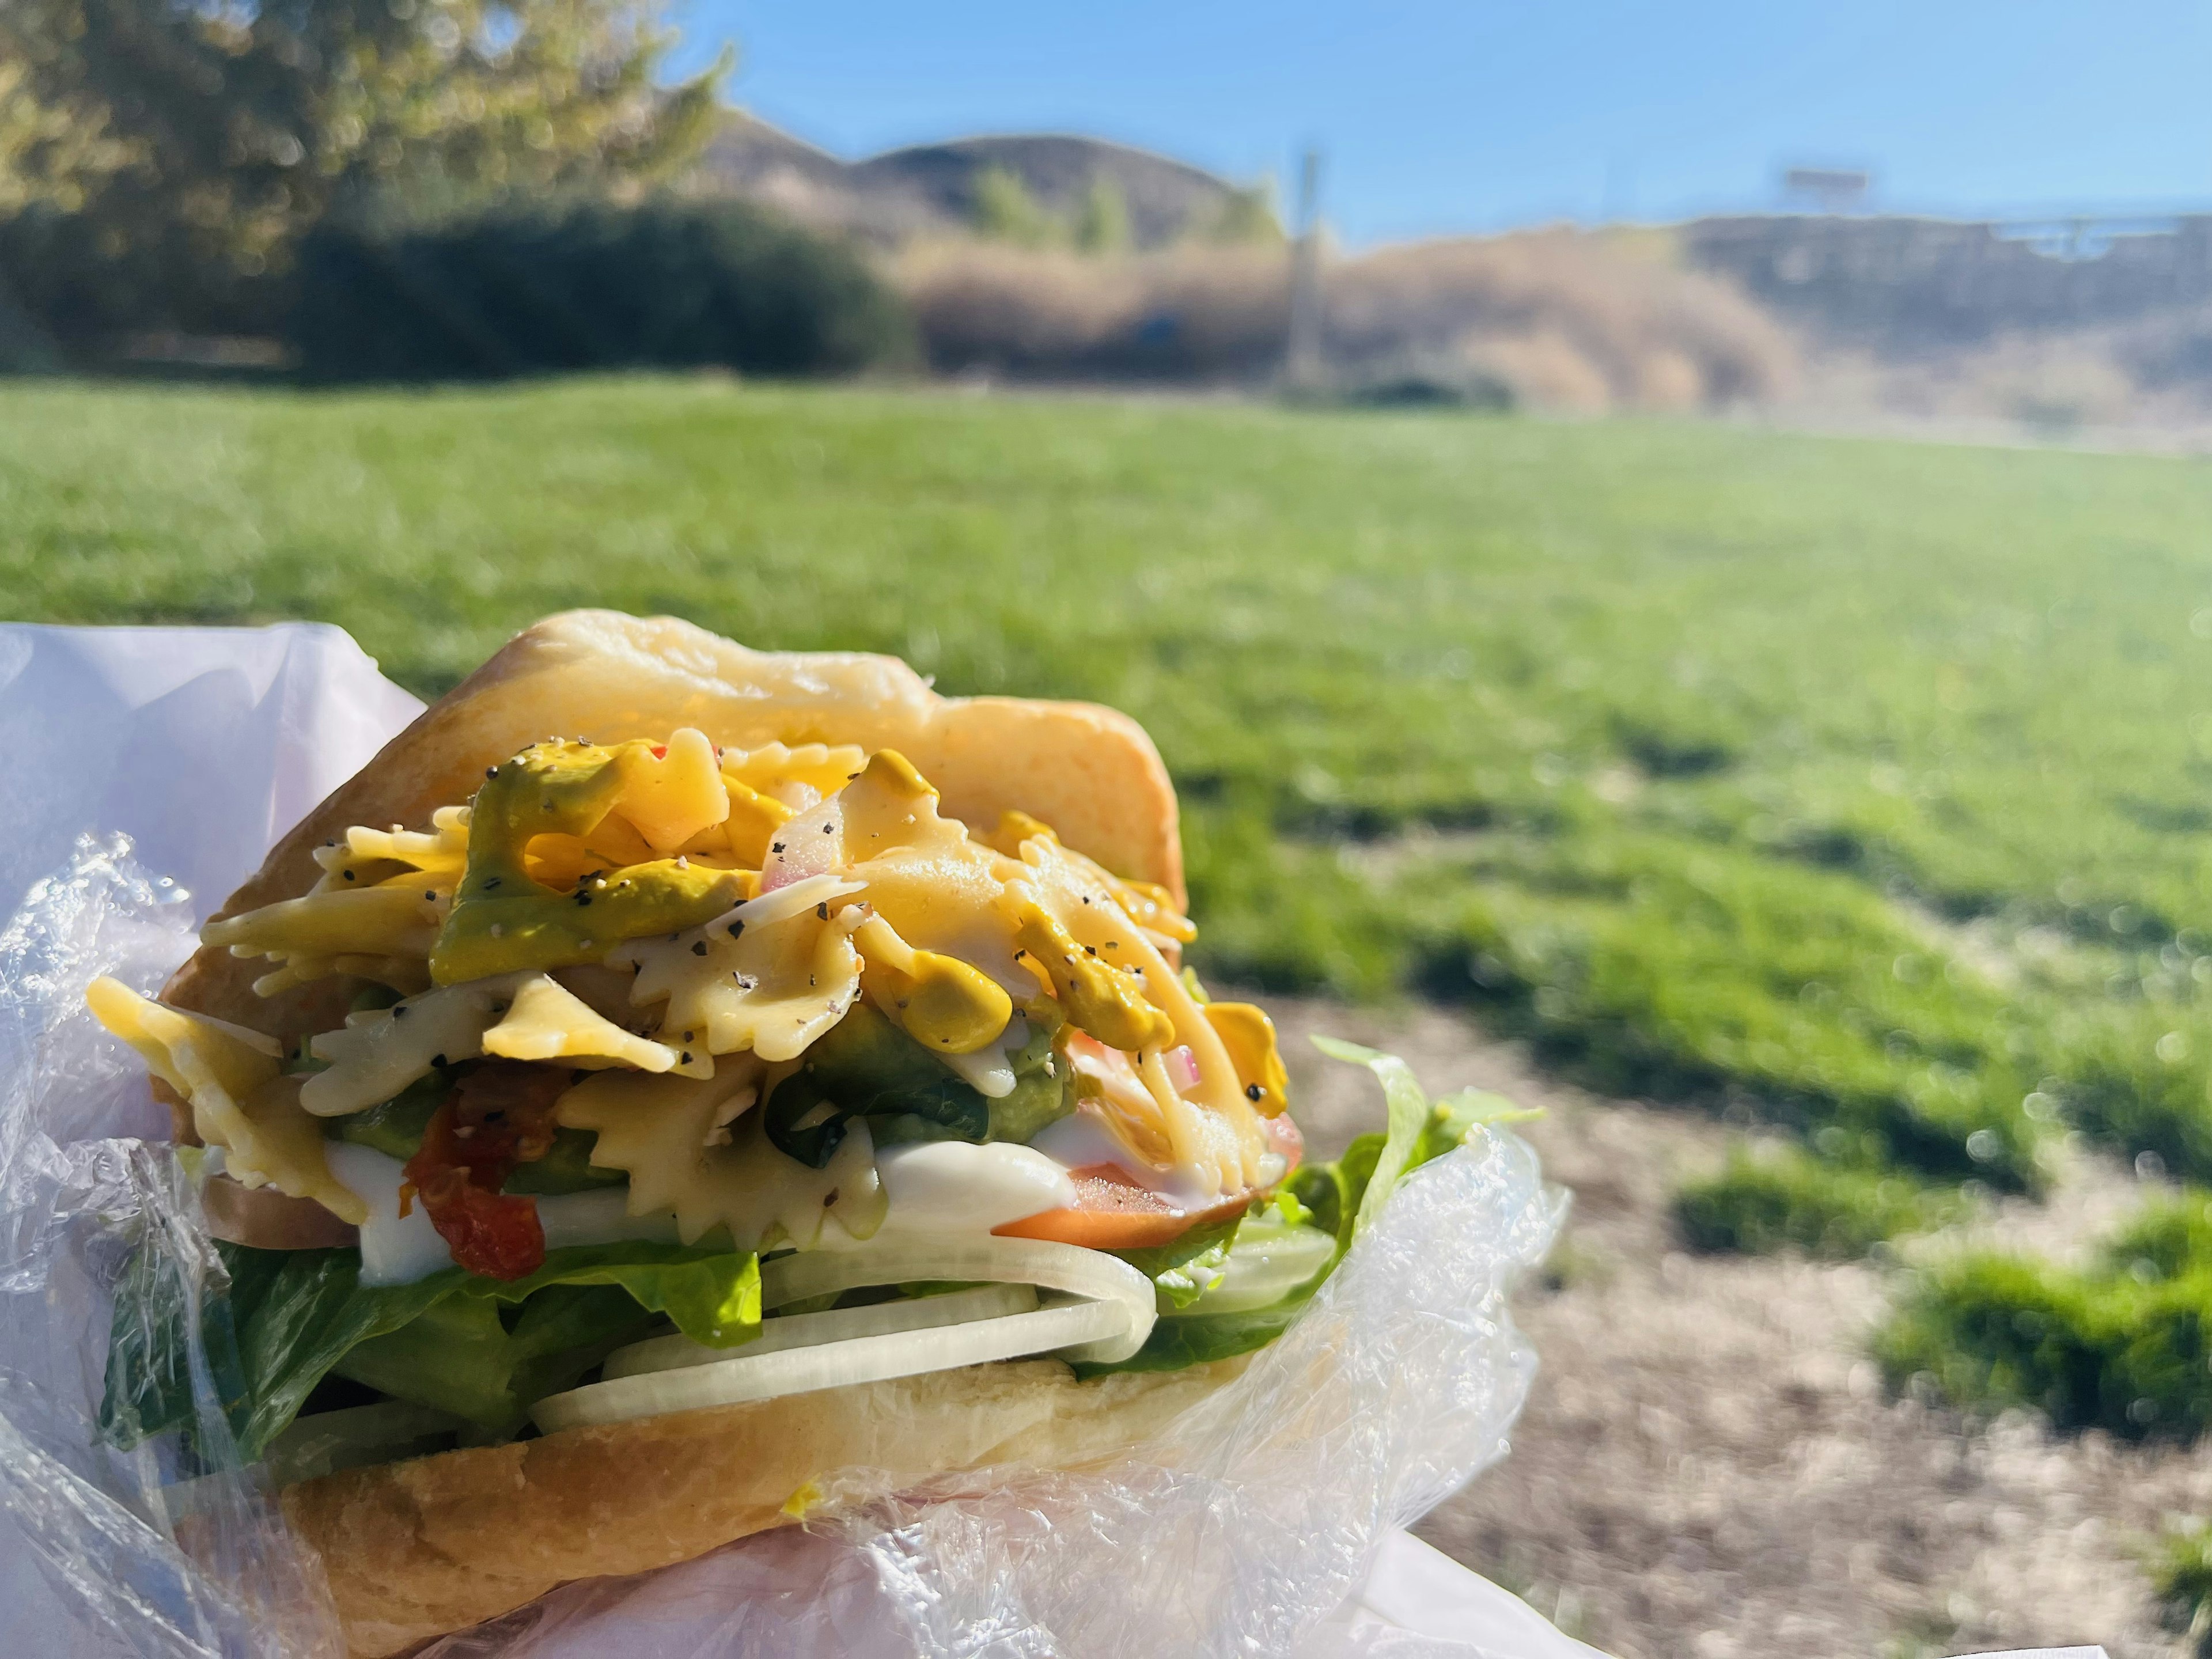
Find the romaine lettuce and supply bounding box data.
[102,1237,761,1461]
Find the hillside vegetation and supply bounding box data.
[9,379,2212,1213]
[893,229,1797,410]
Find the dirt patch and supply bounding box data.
[1262,993,2211,1658]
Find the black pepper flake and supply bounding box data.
[691,940,709,957]
[1081,896,1091,905]
[424,891,437,902]
[431,1053,448,1068]
[821,823,834,834]
[575,892,593,906]
[392,1005,409,1018]
[684,1031,695,1042]
[808,975,817,987]
[485,766,498,779]
[681,1052,694,1065]
[1084,945,1097,956]
[816,903,829,921]
[343,869,357,881]
[823,1187,840,1207]
[484,877,501,889]
[728,919,745,939]
[1245,1084,1265,1102]
[771,842,786,854]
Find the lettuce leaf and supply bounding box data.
[102,1237,761,1461]
[1111,1216,1241,1310]
[1076,1037,1533,1377]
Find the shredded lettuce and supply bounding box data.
[1076,1036,1534,1376]
[102,1237,762,1461]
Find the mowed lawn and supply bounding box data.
[11,376,2212,1206]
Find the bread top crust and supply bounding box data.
[163,610,1182,1041]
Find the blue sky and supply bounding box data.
[667,1,2212,247]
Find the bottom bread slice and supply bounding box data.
[281,1357,1245,1658]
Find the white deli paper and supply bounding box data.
[0,621,1597,1659]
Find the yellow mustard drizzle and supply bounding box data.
[982,809,1056,857]
[1201,1002,1290,1117]
[1009,899,1175,1054]
[851,914,1013,1054]
[431,738,745,986]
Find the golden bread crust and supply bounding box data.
[164,610,1182,1039]
[285,1356,1244,1658]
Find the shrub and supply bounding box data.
[971,166,1057,248]
[2154,1521,2212,1652]
[890,227,1798,405]
[1676,1145,1959,1257]
[894,240,1289,380]
[1874,1200,2212,1442]
[289,199,913,382]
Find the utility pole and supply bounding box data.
[1285,146,1324,394]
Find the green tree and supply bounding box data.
[971,164,1054,247]
[1206,181,1284,245]
[0,0,724,332]
[1073,175,1129,254]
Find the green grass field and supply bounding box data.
[12,376,2212,1208]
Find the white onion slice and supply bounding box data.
[531,1294,1123,1433]
[762,1234,1156,1363]
[1175,1219,1336,1315]
[604,1283,1037,1380]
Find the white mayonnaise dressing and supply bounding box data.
[938,1016,1029,1099]
[871,1140,1074,1233]
[1028,1104,1217,1209]
[327,1145,683,1286]
[324,1143,450,1287]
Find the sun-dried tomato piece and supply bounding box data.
[401,1065,564,1281]
[452,1060,567,1172]
[406,1160,545,1281]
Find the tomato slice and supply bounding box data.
[994,1112,1304,1251]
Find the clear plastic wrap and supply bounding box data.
[0,623,1578,1659]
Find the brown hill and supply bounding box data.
[690,115,1257,249]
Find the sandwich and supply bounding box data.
[88,611,1483,1656]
